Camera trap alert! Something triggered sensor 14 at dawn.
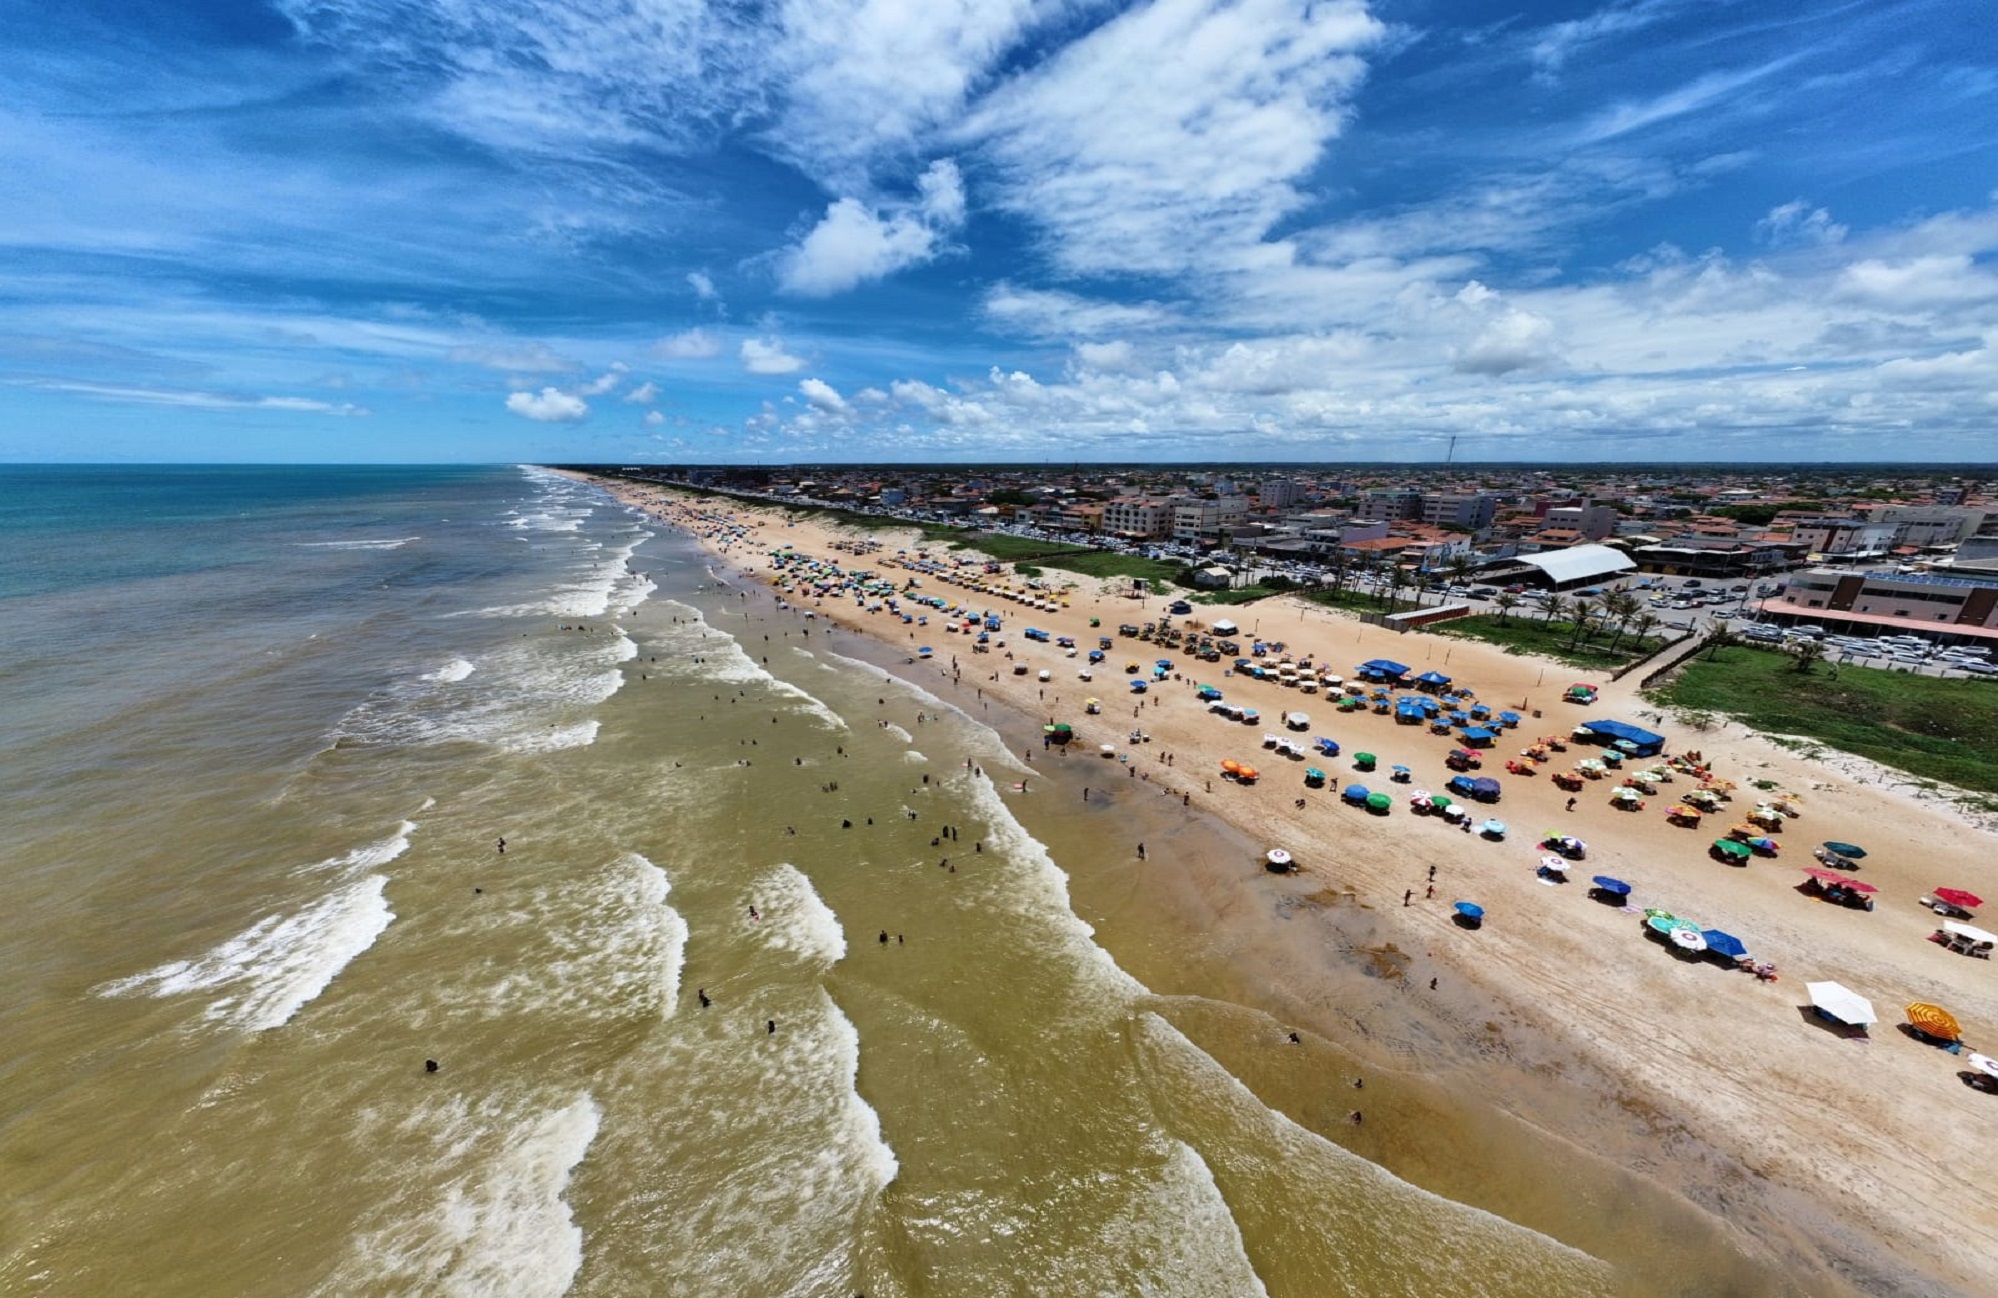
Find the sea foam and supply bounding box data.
[98,874,395,1031]
[755,863,847,968]
[336,1093,601,1298]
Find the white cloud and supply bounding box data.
[1757,200,1847,248]
[982,283,1173,339]
[644,409,665,425]
[16,379,370,415]
[799,376,848,413]
[1835,255,1998,311]
[740,336,805,374]
[687,270,717,300]
[1574,58,1796,145]
[777,158,966,295]
[1528,0,1678,79]
[653,328,722,359]
[577,363,627,395]
[966,0,1384,275]
[448,340,577,372]
[624,380,659,403]
[1074,340,1138,372]
[1455,308,1562,375]
[505,386,589,421]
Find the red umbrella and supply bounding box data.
[1803,867,1846,883]
[1843,880,1879,894]
[1934,887,1984,910]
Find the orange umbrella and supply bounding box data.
[1239,766,1259,782]
[1221,759,1241,775]
[1906,1003,1961,1041]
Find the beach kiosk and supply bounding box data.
[1576,719,1667,759]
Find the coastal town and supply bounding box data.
[584,463,1998,673]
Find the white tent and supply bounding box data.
[1942,920,1998,946]
[1806,981,1877,1026]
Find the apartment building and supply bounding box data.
[1170,495,1250,541]
[1101,497,1174,539]
[1257,479,1305,508]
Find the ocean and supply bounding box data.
[0,465,1620,1296]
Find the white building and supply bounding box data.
[1102,497,1174,539]
[1170,495,1250,541]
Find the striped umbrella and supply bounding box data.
[1905,1003,1961,1041]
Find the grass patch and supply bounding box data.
[1302,587,1417,616]
[1190,586,1283,605]
[1648,645,1998,794]
[1435,615,1666,670]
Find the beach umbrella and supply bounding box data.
[1932,887,1983,910]
[1905,1003,1961,1041]
[1354,752,1376,765]
[1287,711,1311,728]
[1099,743,1117,756]
[1644,913,1681,935]
[1366,792,1393,812]
[1442,804,1469,821]
[1611,787,1640,803]
[1802,867,1847,884]
[1410,788,1432,802]
[1453,901,1485,920]
[1481,819,1507,836]
[1806,981,1877,1027]
[1238,766,1259,782]
[1823,841,1868,860]
[1221,759,1241,775]
[1713,839,1752,861]
[1746,836,1780,854]
[1265,848,1293,870]
[1670,927,1708,952]
[1342,785,1370,803]
[1967,1053,1998,1081]
[1942,920,1997,944]
[1591,875,1632,896]
[1539,854,1570,873]
[1428,793,1450,808]
[1304,767,1326,783]
[1391,763,1411,776]
[1701,930,1748,960]
[1612,739,1642,753]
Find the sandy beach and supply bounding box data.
[589,475,1998,1297]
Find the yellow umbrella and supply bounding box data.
[1905,1003,1961,1041]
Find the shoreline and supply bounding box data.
[587,474,1996,1297]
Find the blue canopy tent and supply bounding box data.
[1577,719,1667,758]
[1701,930,1749,960]
[1414,670,1452,692]
[1591,875,1632,897]
[1313,737,1341,756]
[1498,710,1522,727]
[1470,776,1502,802]
[1460,726,1498,746]
[1357,659,1410,681]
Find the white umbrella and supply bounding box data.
[1266,849,1293,867]
[1539,855,1569,872]
[1286,711,1311,728]
[1943,920,1998,945]
[1669,927,1707,952]
[1967,1053,1998,1081]
[1806,981,1877,1026]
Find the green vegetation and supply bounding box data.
[1436,615,1668,670]
[1190,586,1282,605]
[1035,550,1186,584]
[1649,645,1998,794]
[1302,587,1418,616]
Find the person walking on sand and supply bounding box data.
[1136,842,1146,860]
[496,837,506,855]
[1403,889,1413,907]
[1566,796,1577,811]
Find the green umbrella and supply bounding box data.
[1355,752,1376,764]
[1713,838,1752,860]
[1366,793,1392,811]
[1429,794,1452,809]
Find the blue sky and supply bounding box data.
[2,0,1995,463]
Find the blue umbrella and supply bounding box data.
[1341,785,1370,803]
[1591,875,1632,896]
[1454,901,1486,920]
[1499,711,1521,723]
[1701,929,1748,959]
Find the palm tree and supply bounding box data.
[1600,590,1640,651]
[1566,597,1598,648]
[1703,623,1738,660]
[1542,593,1571,626]
[1493,591,1522,623]
[1629,612,1661,650]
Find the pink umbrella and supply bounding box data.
[1934,887,1984,910]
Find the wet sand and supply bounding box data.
[587,476,1998,1298]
